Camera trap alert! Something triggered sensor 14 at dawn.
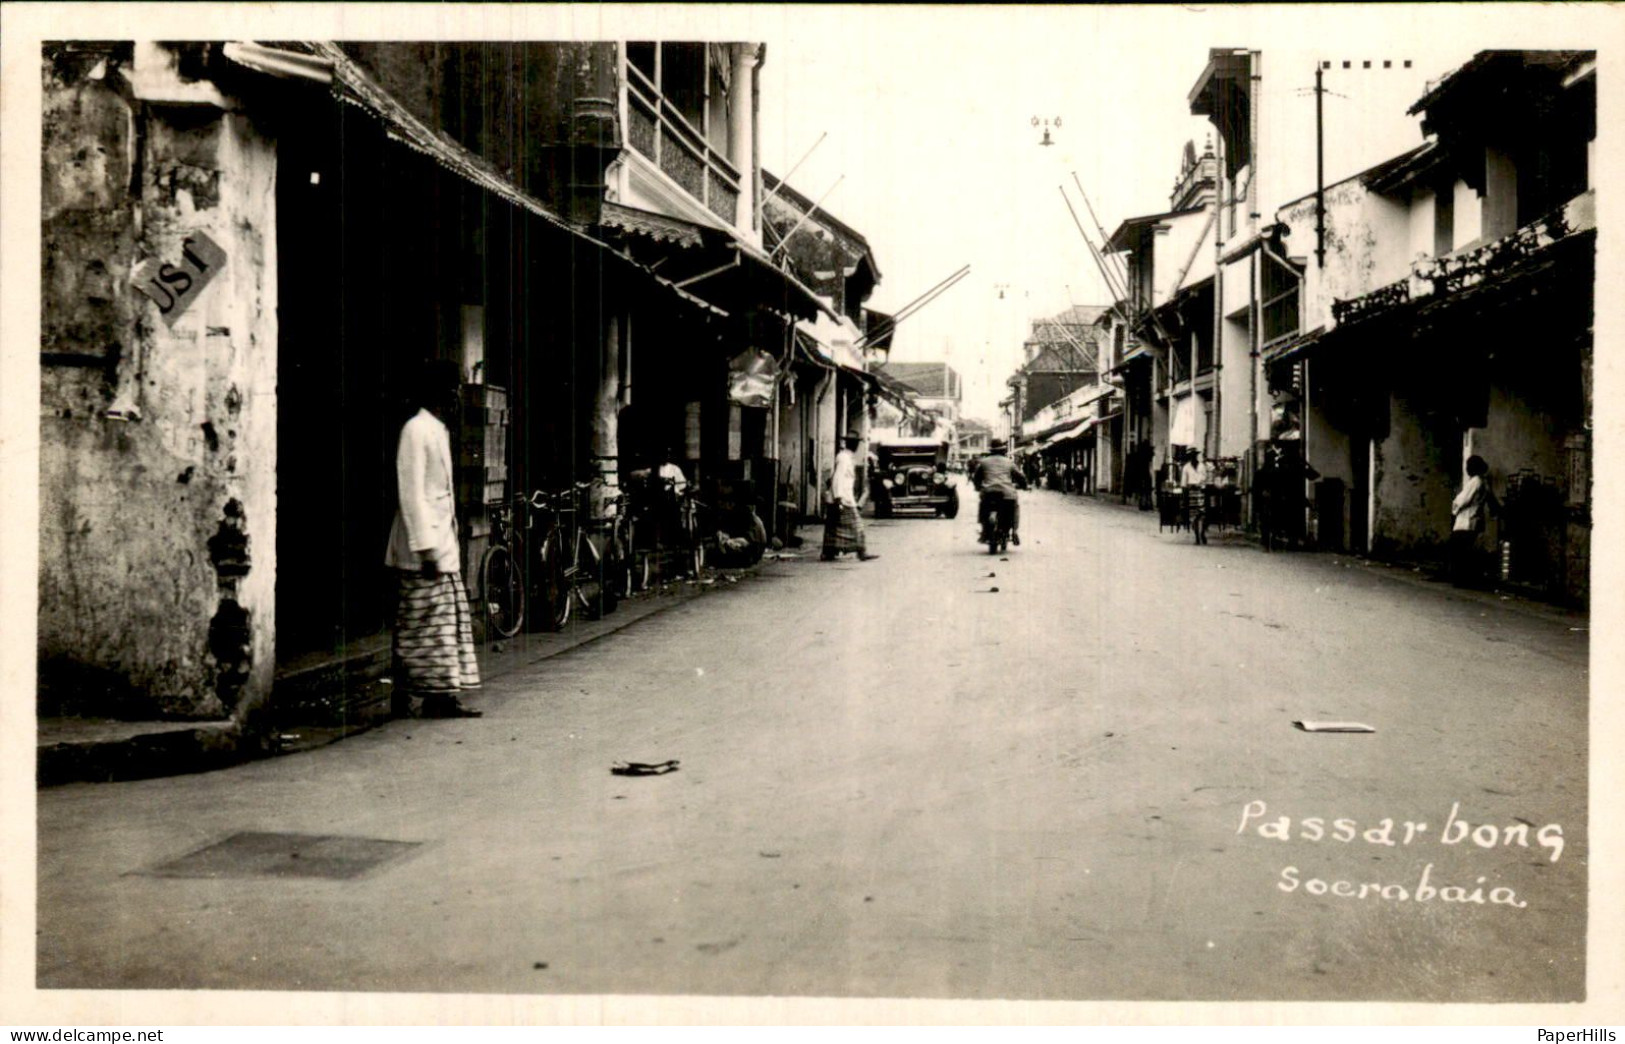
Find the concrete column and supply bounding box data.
[593,312,623,517]
[731,44,758,236]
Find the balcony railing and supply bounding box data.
[1332,280,1410,327]
[626,62,742,226]
[1331,190,1594,329]
[1262,286,1300,346]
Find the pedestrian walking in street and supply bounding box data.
[822,433,879,562]
[1178,448,1211,545]
[1449,454,1498,587]
[386,359,483,719]
[1128,440,1154,509]
[1256,445,1281,551]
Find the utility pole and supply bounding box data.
[1315,62,1327,268]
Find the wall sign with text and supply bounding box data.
[131,233,228,327]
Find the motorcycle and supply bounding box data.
[979,492,1017,555]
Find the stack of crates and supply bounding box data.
[457,384,508,582]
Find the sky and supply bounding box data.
[712,4,1601,425]
[0,3,1609,429]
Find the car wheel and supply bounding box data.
[942,496,959,520]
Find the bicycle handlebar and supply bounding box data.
[528,477,621,512]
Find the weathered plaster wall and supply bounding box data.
[1452,178,1483,250]
[1470,384,1565,484]
[39,48,277,722]
[1280,180,1412,332]
[1370,391,1455,558]
[1215,312,1253,460]
[1305,403,1353,486]
[1407,189,1436,264]
[1151,211,1214,302]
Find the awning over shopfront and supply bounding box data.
[597,200,836,324]
[1262,326,1326,369]
[738,245,838,323]
[1039,419,1091,449]
[1109,342,1154,374]
[600,201,706,248]
[792,328,878,393]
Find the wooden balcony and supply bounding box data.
[625,62,742,227]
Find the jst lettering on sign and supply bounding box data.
[131,233,228,326]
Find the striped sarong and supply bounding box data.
[394,571,481,694]
[821,503,866,556]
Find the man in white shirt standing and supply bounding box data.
[1179,447,1212,545]
[657,447,688,496]
[821,433,879,562]
[385,359,482,718]
[1449,454,1496,587]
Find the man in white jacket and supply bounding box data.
[386,359,482,718]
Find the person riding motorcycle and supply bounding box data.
[971,440,1027,546]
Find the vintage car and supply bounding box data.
[869,438,959,519]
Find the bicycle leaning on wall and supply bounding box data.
[477,479,625,639]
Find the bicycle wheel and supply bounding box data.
[690,536,706,579]
[536,529,571,631]
[479,544,525,639]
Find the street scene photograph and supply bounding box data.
[8,0,1622,1025]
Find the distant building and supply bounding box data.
[1004,306,1104,439]
[877,362,961,435]
[956,418,993,462]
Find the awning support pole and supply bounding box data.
[675,256,741,289]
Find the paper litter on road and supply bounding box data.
[611,760,681,776]
[1293,721,1376,733]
